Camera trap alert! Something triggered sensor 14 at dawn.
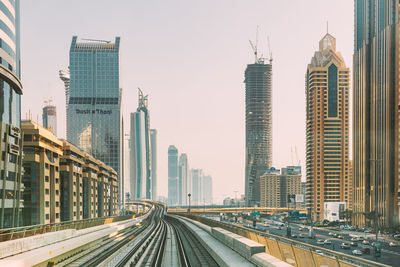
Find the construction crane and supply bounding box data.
[249,25,260,63]
[291,146,301,166]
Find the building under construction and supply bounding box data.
[244,47,273,207]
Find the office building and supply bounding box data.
[130,89,152,200]
[353,1,399,228]
[244,55,272,207]
[59,69,70,137]
[260,167,301,208]
[191,169,202,205]
[150,129,157,200]
[0,0,23,228]
[42,102,57,136]
[178,153,188,205]
[168,145,178,205]
[305,32,350,222]
[202,175,213,205]
[21,120,63,225]
[67,36,122,204]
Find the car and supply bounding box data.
[350,237,359,242]
[315,250,324,255]
[328,232,334,236]
[317,239,325,245]
[337,235,344,239]
[323,239,332,245]
[352,249,362,256]
[299,234,305,238]
[389,241,398,247]
[361,247,370,254]
[340,242,351,249]
[369,230,376,234]
[350,242,358,247]
[362,240,370,245]
[291,234,297,238]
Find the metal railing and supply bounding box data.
[175,214,390,267]
[0,213,141,242]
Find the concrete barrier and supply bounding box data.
[251,253,293,267]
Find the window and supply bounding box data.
[45,189,49,195]
[46,214,49,220]
[45,176,49,182]
[45,201,49,207]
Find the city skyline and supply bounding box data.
[19,1,354,203]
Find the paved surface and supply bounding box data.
[228,218,399,267]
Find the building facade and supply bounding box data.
[168,145,178,205]
[260,167,301,208]
[191,169,202,205]
[202,175,213,205]
[178,153,188,205]
[244,59,272,207]
[353,0,399,228]
[130,90,152,200]
[67,36,121,205]
[0,0,23,228]
[22,120,118,226]
[42,104,57,136]
[150,129,157,200]
[21,120,63,225]
[306,33,350,222]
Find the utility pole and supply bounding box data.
[188,193,191,215]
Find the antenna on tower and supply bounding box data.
[44,98,53,106]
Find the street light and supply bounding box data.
[188,193,191,215]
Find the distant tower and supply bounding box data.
[305,32,350,222]
[245,30,273,207]
[168,145,178,205]
[150,129,157,200]
[42,99,57,135]
[179,153,188,205]
[59,69,70,137]
[130,89,152,199]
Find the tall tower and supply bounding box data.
[354,1,399,228]
[244,41,273,207]
[150,129,157,200]
[306,32,350,222]
[130,89,152,199]
[59,69,70,137]
[67,36,122,204]
[191,169,202,205]
[179,153,188,205]
[42,100,57,135]
[168,145,178,205]
[0,0,23,228]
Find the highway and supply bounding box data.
[236,218,399,267]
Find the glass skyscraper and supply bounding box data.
[67,36,121,204]
[42,103,57,136]
[353,0,399,228]
[130,89,152,200]
[150,129,157,200]
[168,145,178,205]
[0,0,23,228]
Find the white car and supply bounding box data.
[350,237,359,242]
[317,239,325,245]
[323,239,332,245]
[362,240,370,245]
[352,249,362,256]
[328,232,334,236]
[389,241,398,247]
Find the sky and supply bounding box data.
[20,0,354,204]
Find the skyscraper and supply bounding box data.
[59,69,70,137]
[354,1,399,228]
[179,153,188,205]
[168,145,178,205]
[67,37,122,204]
[191,169,202,205]
[130,89,152,199]
[150,129,157,200]
[42,101,57,136]
[305,32,350,222]
[202,175,213,205]
[244,55,272,207]
[0,0,23,228]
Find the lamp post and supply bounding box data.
[188,193,191,215]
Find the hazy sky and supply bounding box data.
[20,1,353,204]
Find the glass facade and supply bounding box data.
[0,0,23,229]
[168,145,178,205]
[67,36,121,205]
